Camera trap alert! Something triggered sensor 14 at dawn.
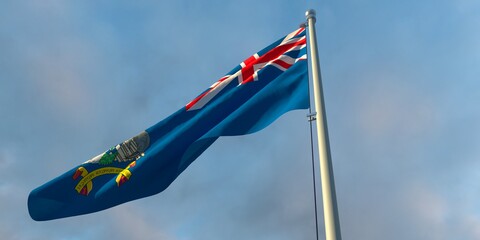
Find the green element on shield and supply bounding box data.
[98,147,118,165]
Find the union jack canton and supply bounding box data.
[186,27,307,111]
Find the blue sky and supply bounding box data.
[1,0,480,239]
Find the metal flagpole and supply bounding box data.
[305,9,342,240]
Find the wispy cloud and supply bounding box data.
[2,0,480,239]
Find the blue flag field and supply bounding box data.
[28,27,310,221]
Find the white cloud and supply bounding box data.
[402,182,447,226]
[1,1,479,240]
[353,72,439,141]
[0,149,12,171]
[108,205,176,240]
[460,215,480,239]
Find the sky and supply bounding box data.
[1,0,480,239]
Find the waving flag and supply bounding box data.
[28,27,309,221]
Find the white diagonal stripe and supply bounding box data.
[188,74,238,111]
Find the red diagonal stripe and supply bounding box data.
[186,90,210,110]
[257,37,306,64]
[240,37,306,84]
[271,58,292,70]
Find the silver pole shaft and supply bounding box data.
[305,9,342,240]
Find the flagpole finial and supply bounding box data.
[305,9,316,22]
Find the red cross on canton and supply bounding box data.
[186,27,306,111]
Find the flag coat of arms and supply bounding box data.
[28,27,309,221]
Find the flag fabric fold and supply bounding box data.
[28,27,309,221]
